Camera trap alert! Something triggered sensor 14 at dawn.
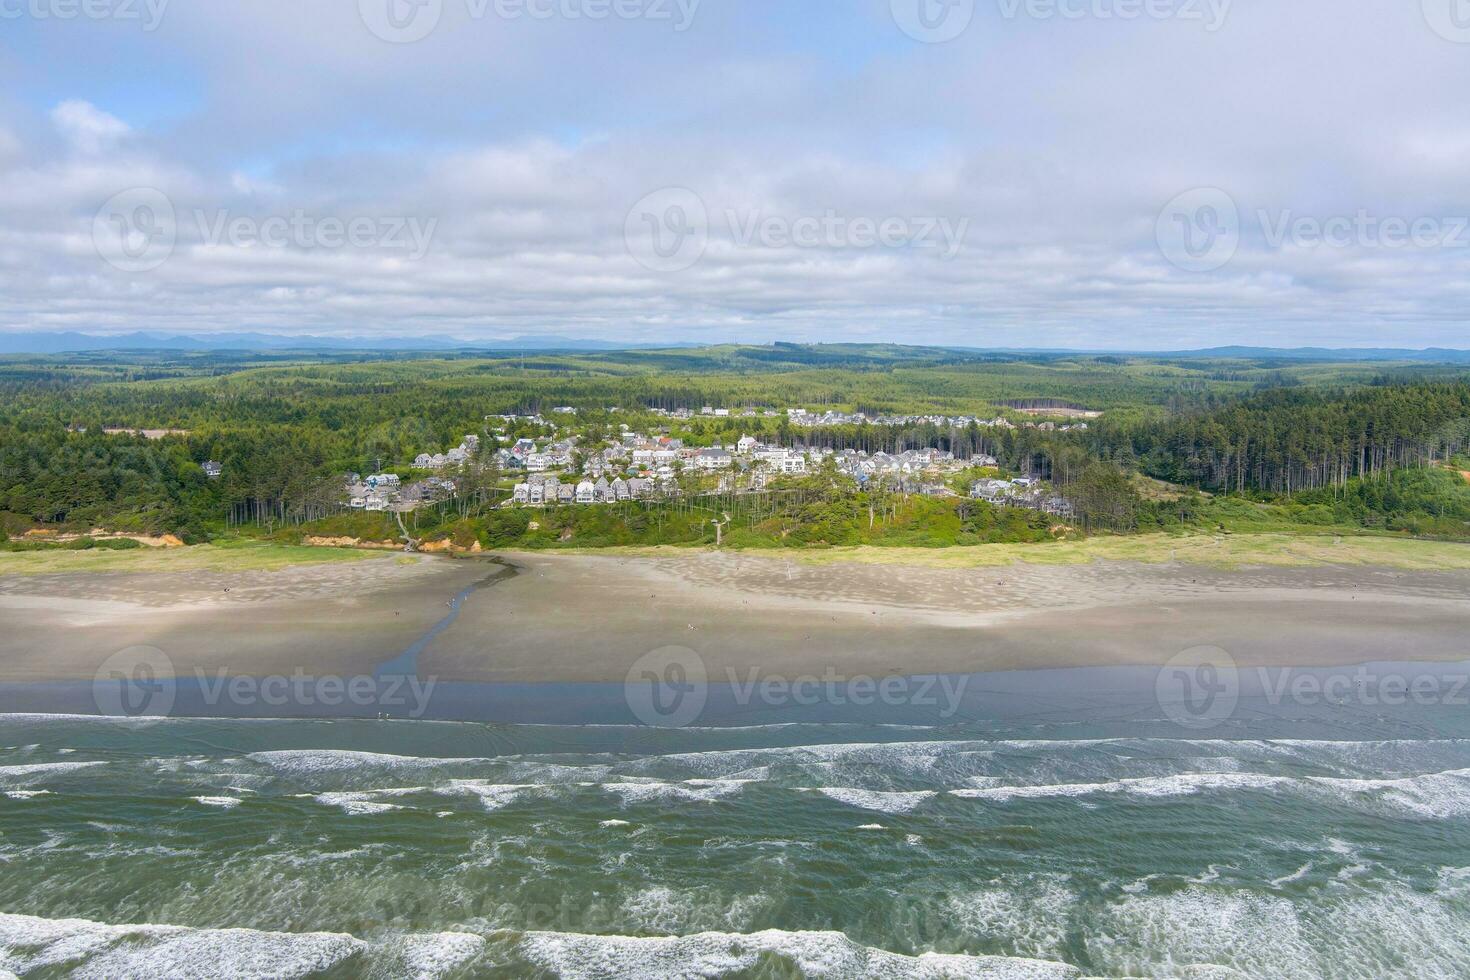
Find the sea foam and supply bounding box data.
[517,928,1081,979]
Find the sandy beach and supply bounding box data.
[1,546,1467,686]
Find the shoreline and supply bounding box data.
[0,547,1465,691]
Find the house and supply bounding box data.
[1043,496,1076,518]
[737,435,759,454]
[512,483,531,504]
[366,473,401,491]
[594,476,612,502]
[558,483,574,504]
[628,477,652,499]
[612,477,631,501]
[202,461,223,480]
[576,480,595,504]
[414,453,434,469]
[971,479,1013,503]
[695,448,733,471]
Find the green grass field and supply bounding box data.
[561,532,1470,571]
[0,539,381,576]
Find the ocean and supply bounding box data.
[4,695,1470,978]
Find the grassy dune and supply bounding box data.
[0,540,381,576]
[5,532,1468,577]
[556,533,1470,571]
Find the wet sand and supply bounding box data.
[1,549,1467,685]
[0,554,489,683]
[423,551,1470,683]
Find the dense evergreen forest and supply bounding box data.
[1,345,1468,547]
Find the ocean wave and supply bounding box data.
[0,912,363,978]
[0,761,105,780]
[516,928,1082,979]
[812,787,938,814]
[951,773,1293,802]
[949,767,1470,820]
[0,912,484,980]
[437,780,539,811]
[601,778,754,805]
[244,749,484,774]
[306,785,434,814]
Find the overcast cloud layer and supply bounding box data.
[1,0,1468,348]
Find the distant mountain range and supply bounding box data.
[0,331,658,354]
[0,332,1467,363]
[1155,346,1470,363]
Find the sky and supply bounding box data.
[1,0,1468,349]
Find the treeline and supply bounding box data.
[1089,382,1470,494]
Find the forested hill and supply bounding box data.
[1091,383,1470,494]
[0,348,1467,545]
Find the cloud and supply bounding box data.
[50,101,130,156]
[0,2,1467,347]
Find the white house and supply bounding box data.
[694,448,733,471]
[576,480,595,504]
